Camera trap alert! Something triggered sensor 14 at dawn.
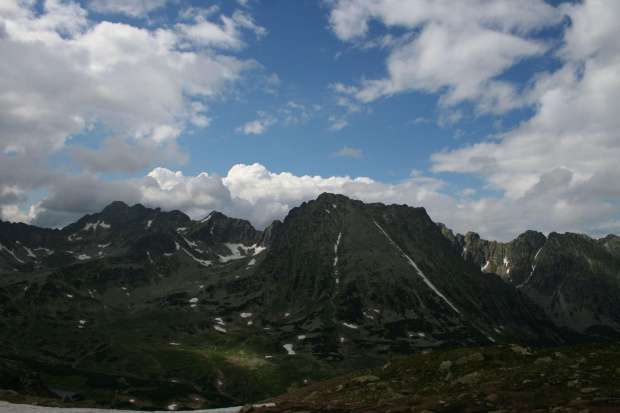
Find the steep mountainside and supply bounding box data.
[446,228,620,339]
[0,194,614,410]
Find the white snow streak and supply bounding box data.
[182,249,211,266]
[342,322,358,329]
[283,344,295,355]
[214,325,226,333]
[83,221,110,232]
[0,243,25,263]
[219,243,266,263]
[373,221,461,315]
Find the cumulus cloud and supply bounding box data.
[331,146,363,158]
[328,0,563,113]
[236,115,277,135]
[427,0,620,239]
[87,0,168,17]
[0,0,264,220]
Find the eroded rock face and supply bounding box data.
[0,193,615,409]
[446,226,620,339]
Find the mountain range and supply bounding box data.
[0,193,618,410]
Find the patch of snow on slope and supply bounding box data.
[146,220,153,228]
[333,232,341,266]
[214,325,226,333]
[77,254,90,260]
[215,317,225,325]
[246,258,256,268]
[23,246,36,258]
[35,247,53,255]
[0,243,25,263]
[481,261,489,271]
[240,312,252,318]
[189,298,198,303]
[343,323,358,329]
[82,221,110,232]
[297,335,306,340]
[201,213,214,223]
[182,249,211,266]
[374,221,461,315]
[283,344,295,355]
[219,243,266,263]
[183,237,197,247]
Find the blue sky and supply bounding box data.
[1,0,619,241]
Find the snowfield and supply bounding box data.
[0,401,275,412]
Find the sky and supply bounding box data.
[0,0,619,242]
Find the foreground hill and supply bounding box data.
[0,193,616,409]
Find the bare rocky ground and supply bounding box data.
[2,343,620,413]
[257,343,620,413]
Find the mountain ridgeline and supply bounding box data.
[0,193,618,410]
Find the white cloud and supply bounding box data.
[0,1,260,207]
[236,115,277,135]
[176,10,266,50]
[328,116,348,131]
[328,0,563,113]
[427,0,620,239]
[87,0,168,17]
[331,146,363,159]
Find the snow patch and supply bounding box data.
[79,320,86,325]
[65,293,73,298]
[183,237,197,248]
[343,322,358,329]
[189,298,198,303]
[481,261,489,271]
[169,342,181,346]
[297,335,306,340]
[240,312,252,318]
[167,403,177,410]
[214,325,227,333]
[215,317,225,325]
[176,227,187,233]
[219,243,266,263]
[183,249,211,266]
[534,248,543,260]
[23,246,36,258]
[146,220,153,228]
[83,221,110,232]
[283,344,295,355]
[77,254,90,260]
[0,243,25,263]
[374,221,461,315]
[201,213,214,223]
